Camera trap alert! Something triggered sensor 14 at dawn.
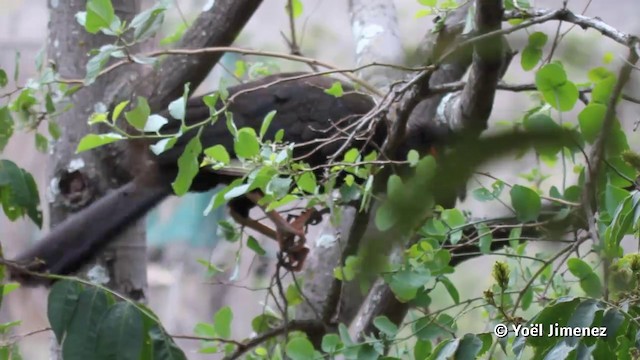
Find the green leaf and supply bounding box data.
[35,132,48,152]
[386,174,405,203]
[213,306,233,339]
[160,22,187,45]
[247,236,266,256]
[85,45,121,85]
[472,188,494,202]
[251,313,279,334]
[504,0,532,10]
[89,112,108,125]
[578,103,606,144]
[62,288,110,360]
[285,284,303,306]
[204,145,231,165]
[321,334,341,353]
[333,256,360,281]
[202,92,220,115]
[234,60,247,78]
[418,0,437,6]
[125,96,150,130]
[10,89,36,121]
[111,100,129,122]
[567,258,593,278]
[172,135,202,196]
[95,302,144,360]
[413,314,453,341]
[296,172,316,193]
[13,52,20,83]
[510,185,541,222]
[415,340,432,360]
[289,0,303,18]
[47,280,83,343]
[0,160,42,226]
[338,323,354,347]
[76,133,125,152]
[194,322,215,337]
[441,209,465,244]
[476,223,492,253]
[439,276,460,304]
[523,114,562,156]
[285,337,315,360]
[407,150,420,167]
[588,66,613,82]
[234,128,260,158]
[567,258,603,297]
[387,269,430,302]
[414,8,432,18]
[521,48,542,71]
[373,316,399,337]
[592,75,616,104]
[324,81,344,98]
[375,202,398,231]
[528,31,548,47]
[521,32,547,71]
[344,148,360,163]
[454,334,484,360]
[521,287,534,310]
[535,63,578,111]
[266,177,292,200]
[0,106,14,151]
[130,3,167,41]
[149,326,187,360]
[274,129,285,142]
[45,92,56,113]
[150,137,178,156]
[85,0,116,34]
[169,84,190,121]
[602,52,614,64]
[605,183,629,216]
[144,114,168,132]
[0,69,7,88]
[260,110,276,139]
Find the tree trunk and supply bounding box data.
[46,0,146,301]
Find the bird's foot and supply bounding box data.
[276,208,317,271]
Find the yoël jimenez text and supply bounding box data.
[513,323,607,337]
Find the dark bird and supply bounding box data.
[9,72,447,285]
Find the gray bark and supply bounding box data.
[349,0,405,91]
[47,0,145,298]
[46,0,144,357]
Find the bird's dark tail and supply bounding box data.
[9,181,171,286]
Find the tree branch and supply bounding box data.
[505,8,638,49]
[349,0,405,91]
[450,0,505,135]
[141,0,263,111]
[349,0,507,342]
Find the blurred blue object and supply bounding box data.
[146,189,223,248]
